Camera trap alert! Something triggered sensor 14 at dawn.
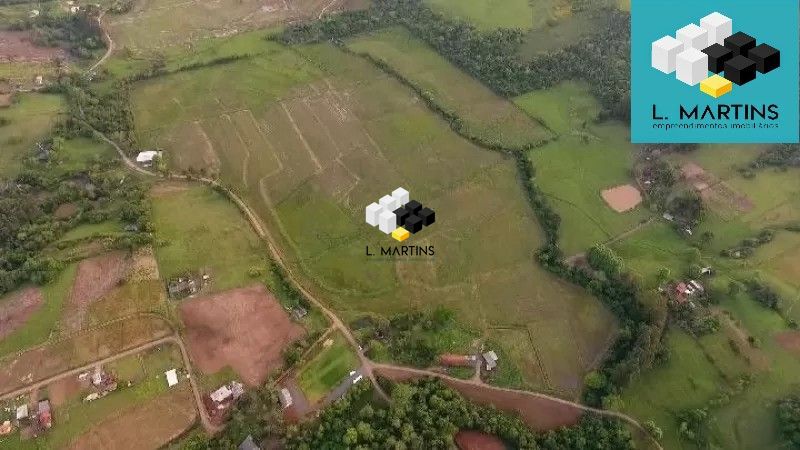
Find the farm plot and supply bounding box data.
[106,0,368,52]
[0,30,65,90]
[132,42,617,396]
[62,251,132,331]
[178,284,305,386]
[0,92,65,177]
[297,332,359,403]
[0,288,43,341]
[150,182,267,293]
[518,8,616,59]
[0,316,171,394]
[527,122,649,255]
[347,27,552,149]
[423,0,547,31]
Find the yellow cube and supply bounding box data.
[700,75,733,98]
[391,227,410,242]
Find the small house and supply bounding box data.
[37,400,51,429]
[238,435,259,450]
[165,369,179,387]
[135,151,162,167]
[15,404,28,421]
[482,351,499,371]
[279,388,293,409]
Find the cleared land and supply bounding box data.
[0,288,43,341]
[0,93,65,177]
[297,332,359,403]
[106,0,369,52]
[63,251,132,331]
[601,184,642,213]
[423,0,563,31]
[0,30,65,89]
[132,41,616,396]
[150,182,267,293]
[179,284,305,386]
[347,27,552,149]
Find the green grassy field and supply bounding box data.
[516,82,648,255]
[517,8,616,59]
[132,40,616,397]
[423,0,536,30]
[0,264,77,357]
[0,93,65,177]
[298,333,359,403]
[347,27,552,149]
[150,183,266,292]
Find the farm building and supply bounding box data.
[165,369,179,387]
[135,150,162,167]
[37,400,52,429]
[279,388,293,409]
[671,280,706,303]
[208,381,245,408]
[16,404,28,420]
[167,276,199,299]
[482,351,499,371]
[439,354,476,367]
[239,435,259,450]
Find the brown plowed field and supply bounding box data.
[776,331,800,356]
[0,31,65,61]
[0,287,43,340]
[68,384,196,450]
[601,184,642,213]
[179,284,305,386]
[455,430,506,450]
[375,366,583,431]
[64,252,131,330]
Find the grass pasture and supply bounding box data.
[518,8,616,59]
[297,332,359,403]
[132,41,617,397]
[347,27,552,149]
[423,0,570,31]
[0,93,65,177]
[150,183,267,293]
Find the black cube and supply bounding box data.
[724,55,757,85]
[405,215,423,234]
[747,43,780,73]
[702,44,733,73]
[393,207,410,227]
[724,32,756,57]
[405,200,422,214]
[418,207,435,226]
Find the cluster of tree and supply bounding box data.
[744,280,781,311]
[182,384,285,449]
[0,154,151,294]
[664,190,705,232]
[108,0,135,15]
[351,307,459,367]
[267,261,311,311]
[740,144,800,177]
[670,301,720,336]
[720,228,775,259]
[778,395,800,449]
[587,244,625,279]
[279,0,631,121]
[54,76,138,153]
[124,54,254,83]
[10,6,104,58]
[286,378,634,449]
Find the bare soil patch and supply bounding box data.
[375,366,583,431]
[0,287,44,340]
[601,184,642,213]
[54,203,79,220]
[64,251,131,331]
[179,284,305,386]
[48,375,84,407]
[68,384,196,450]
[776,331,800,356]
[455,430,506,450]
[0,93,13,107]
[129,246,160,281]
[0,31,66,62]
[681,162,753,214]
[150,181,190,198]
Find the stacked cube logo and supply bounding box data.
[365,188,435,242]
[652,12,780,98]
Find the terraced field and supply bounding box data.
[132,41,616,396]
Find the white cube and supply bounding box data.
[676,48,709,85]
[700,12,732,46]
[379,195,398,212]
[391,187,409,206]
[365,203,383,227]
[652,36,684,73]
[676,23,708,50]
[378,210,396,234]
